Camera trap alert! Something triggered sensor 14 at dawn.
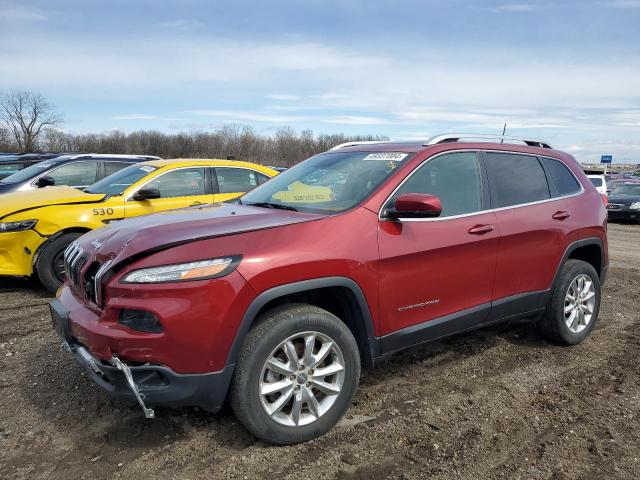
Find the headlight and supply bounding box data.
[0,219,37,233]
[121,256,240,283]
[630,202,640,210]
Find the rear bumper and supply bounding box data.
[50,298,233,412]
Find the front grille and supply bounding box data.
[606,203,625,211]
[63,242,88,292]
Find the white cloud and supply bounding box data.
[155,19,205,30]
[608,0,640,8]
[324,115,389,125]
[491,4,540,12]
[187,109,309,123]
[112,114,161,120]
[0,4,46,21]
[267,94,301,101]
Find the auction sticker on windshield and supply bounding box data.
[363,153,408,161]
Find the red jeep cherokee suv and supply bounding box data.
[50,134,608,444]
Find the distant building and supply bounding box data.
[581,163,639,174]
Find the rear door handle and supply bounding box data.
[468,224,495,235]
[190,201,205,207]
[552,210,571,220]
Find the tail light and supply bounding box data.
[600,193,608,206]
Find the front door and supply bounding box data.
[377,151,499,351]
[125,167,213,217]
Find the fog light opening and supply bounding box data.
[118,309,163,333]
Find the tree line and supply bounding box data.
[0,90,387,166]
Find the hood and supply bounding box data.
[79,202,325,268]
[0,186,106,220]
[608,193,640,206]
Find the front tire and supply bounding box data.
[36,233,82,293]
[230,304,361,445]
[539,259,601,345]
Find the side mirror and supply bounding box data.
[386,193,442,219]
[35,176,55,188]
[132,188,161,201]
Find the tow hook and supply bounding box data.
[110,355,155,419]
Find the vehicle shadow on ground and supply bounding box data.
[21,340,256,452]
[0,276,50,296]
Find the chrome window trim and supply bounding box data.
[124,166,208,201]
[378,149,585,222]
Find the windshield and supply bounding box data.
[589,177,603,187]
[611,184,640,195]
[86,164,157,195]
[0,160,61,184]
[241,151,411,213]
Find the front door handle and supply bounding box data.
[190,201,205,207]
[552,210,571,220]
[468,224,495,235]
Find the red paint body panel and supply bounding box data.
[377,212,499,334]
[57,141,609,380]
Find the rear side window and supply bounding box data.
[215,168,260,194]
[541,157,581,196]
[484,153,550,208]
[0,162,23,178]
[104,161,134,177]
[389,151,485,217]
[48,161,99,187]
[589,177,603,187]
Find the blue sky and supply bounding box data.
[1,0,639,163]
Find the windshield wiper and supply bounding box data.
[245,202,298,212]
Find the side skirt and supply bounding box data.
[378,290,549,360]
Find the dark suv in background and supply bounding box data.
[51,134,607,444]
[0,152,64,180]
[0,154,162,194]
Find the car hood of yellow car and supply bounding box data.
[0,186,106,220]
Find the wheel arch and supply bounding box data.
[553,237,606,289]
[32,227,93,270]
[227,277,380,369]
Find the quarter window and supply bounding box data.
[47,161,99,187]
[484,153,550,208]
[146,168,206,198]
[388,152,485,217]
[541,157,581,196]
[216,168,260,194]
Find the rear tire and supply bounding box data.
[230,304,361,445]
[36,233,82,293]
[539,259,601,345]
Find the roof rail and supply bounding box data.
[329,140,392,151]
[424,133,552,149]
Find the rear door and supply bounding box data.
[483,152,574,309]
[100,160,136,180]
[124,167,214,217]
[213,167,265,202]
[378,151,499,347]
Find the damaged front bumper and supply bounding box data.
[49,298,234,416]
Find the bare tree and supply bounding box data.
[0,90,63,152]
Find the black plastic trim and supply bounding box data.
[379,289,549,358]
[226,276,379,367]
[553,237,606,285]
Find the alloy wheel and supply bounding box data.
[259,331,345,427]
[564,273,596,334]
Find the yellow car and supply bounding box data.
[0,159,277,292]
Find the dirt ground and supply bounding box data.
[1,223,639,480]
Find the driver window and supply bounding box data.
[47,161,99,187]
[145,168,206,198]
[389,152,484,217]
